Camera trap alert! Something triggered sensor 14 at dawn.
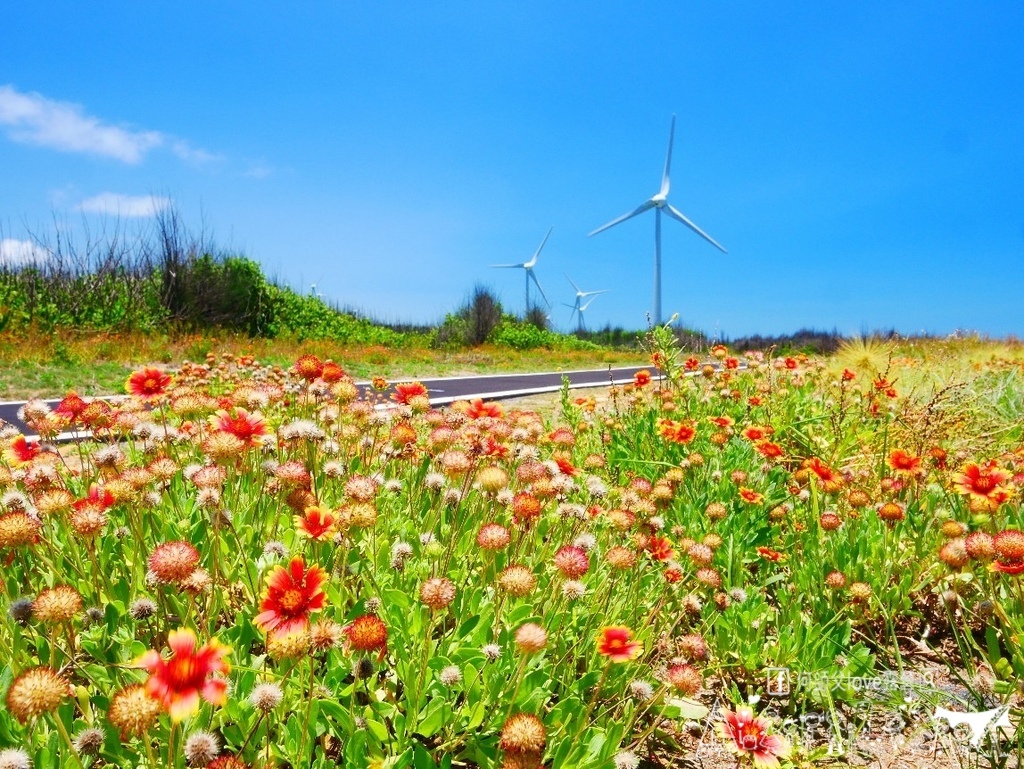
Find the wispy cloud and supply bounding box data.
[0,238,50,265]
[244,163,274,179]
[0,84,215,164]
[77,193,171,218]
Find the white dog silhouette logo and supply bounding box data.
[932,706,1012,747]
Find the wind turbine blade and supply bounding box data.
[564,273,583,295]
[664,203,728,253]
[588,200,656,237]
[580,296,599,311]
[528,269,551,307]
[661,114,676,197]
[528,226,554,267]
[490,263,526,268]
[578,289,609,298]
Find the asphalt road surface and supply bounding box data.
[0,366,653,439]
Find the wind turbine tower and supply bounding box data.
[491,227,553,312]
[589,115,726,326]
[564,274,608,332]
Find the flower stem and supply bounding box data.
[51,711,85,769]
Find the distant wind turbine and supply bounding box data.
[564,274,608,332]
[589,115,726,326]
[491,227,553,311]
[562,295,602,332]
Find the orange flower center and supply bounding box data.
[973,476,995,493]
[278,589,305,613]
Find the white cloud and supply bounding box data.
[0,238,50,266]
[0,84,215,165]
[244,163,274,179]
[77,193,171,218]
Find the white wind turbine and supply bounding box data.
[491,227,553,311]
[589,115,726,326]
[564,274,608,332]
[562,295,602,332]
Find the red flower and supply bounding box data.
[137,628,230,721]
[480,436,510,459]
[255,557,328,638]
[719,705,791,768]
[126,367,172,399]
[888,449,923,476]
[658,419,696,444]
[709,415,734,428]
[724,357,740,370]
[684,356,700,371]
[597,626,642,663]
[295,505,338,541]
[645,536,675,562]
[804,457,844,493]
[951,461,1014,512]
[633,370,652,388]
[293,355,324,382]
[991,560,1024,575]
[4,435,40,466]
[209,407,270,447]
[511,493,542,523]
[74,483,115,512]
[344,614,388,655]
[55,392,88,422]
[754,441,784,460]
[466,399,503,419]
[739,487,764,505]
[741,425,771,441]
[553,453,577,476]
[320,361,346,383]
[757,546,786,562]
[392,381,429,405]
[841,368,856,381]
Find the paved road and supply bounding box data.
[0,366,653,438]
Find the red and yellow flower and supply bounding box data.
[658,419,696,444]
[4,435,41,466]
[391,381,429,406]
[255,557,328,638]
[209,407,270,447]
[738,487,764,505]
[951,461,1014,513]
[137,629,230,721]
[597,625,642,663]
[295,504,338,541]
[888,449,923,477]
[466,398,503,419]
[126,367,172,399]
[719,705,791,768]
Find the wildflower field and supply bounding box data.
[1,330,1023,768]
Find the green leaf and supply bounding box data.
[366,718,389,744]
[658,696,710,721]
[413,743,436,768]
[417,699,447,738]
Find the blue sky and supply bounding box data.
[2,2,1022,338]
